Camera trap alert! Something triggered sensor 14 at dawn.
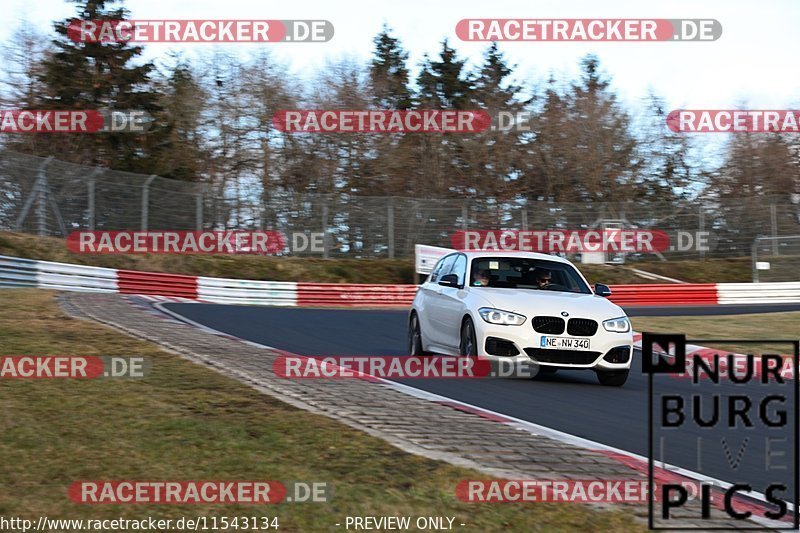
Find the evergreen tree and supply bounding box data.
[369,24,412,110]
[554,55,640,205]
[366,26,416,195]
[152,58,205,181]
[464,43,529,202]
[637,92,694,202]
[38,0,162,171]
[413,41,475,196]
[416,40,473,109]
[571,56,641,204]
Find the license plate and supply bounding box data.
[540,336,591,350]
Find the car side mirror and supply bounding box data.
[594,283,612,297]
[438,273,461,289]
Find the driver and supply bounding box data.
[536,270,552,289]
[473,270,490,287]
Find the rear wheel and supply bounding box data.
[459,317,478,356]
[408,313,426,356]
[596,369,629,387]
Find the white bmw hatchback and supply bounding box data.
[408,251,634,386]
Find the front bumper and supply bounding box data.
[474,319,633,371]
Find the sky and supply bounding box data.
[1,0,798,112]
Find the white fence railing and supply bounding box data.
[197,276,297,306]
[717,282,800,304]
[2,254,800,307]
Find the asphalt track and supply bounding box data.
[165,302,800,504]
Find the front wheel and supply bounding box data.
[408,313,426,356]
[459,317,478,356]
[596,369,629,387]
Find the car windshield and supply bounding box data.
[469,257,591,294]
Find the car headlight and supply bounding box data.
[478,308,527,326]
[603,317,631,333]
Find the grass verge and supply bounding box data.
[0,289,642,532]
[632,312,800,355]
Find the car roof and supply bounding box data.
[459,250,572,265]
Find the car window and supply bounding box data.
[429,254,456,283]
[469,257,591,294]
[428,257,444,283]
[451,254,467,286]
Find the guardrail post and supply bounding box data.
[86,168,103,231]
[387,200,395,259]
[36,171,46,236]
[322,199,329,259]
[752,236,761,283]
[195,189,204,231]
[698,205,705,261]
[141,175,156,231]
[770,203,778,255]
[15,156,54,234]
[87,178,95,231]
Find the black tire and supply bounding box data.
[596,369,629,387]
[459,317,478,356]
[408,313,426,356]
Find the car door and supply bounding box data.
[426,253,468,351]
[418,254,456,347]
[437,253,469,349]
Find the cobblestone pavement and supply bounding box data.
[60,293,787,530]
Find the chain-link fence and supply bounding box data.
[752,235,800,282]
[0,151,205,235]
[2,149,800,261]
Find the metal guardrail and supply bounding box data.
[609,284,719,306]
[0,255,117,291]
[2,254,800,307]
[0,255,38,288]
[197,277,298,306]
[718,282,800,304]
